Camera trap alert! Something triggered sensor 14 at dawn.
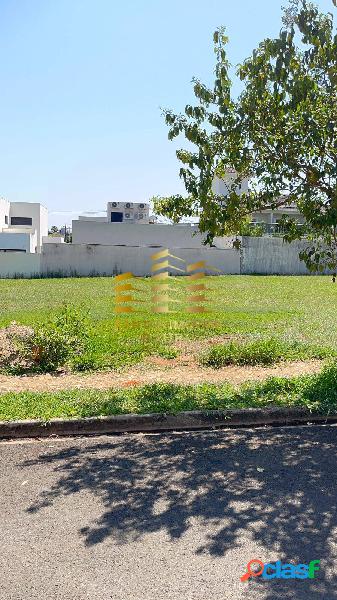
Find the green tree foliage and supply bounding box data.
[151,195,196,223]
[161,0,337,274]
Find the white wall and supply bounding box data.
[72,221,207,248]
[213,236,238,249]
[40,244,240,277]
[241,237,317,275]
[0,252,40,278]
[78,216,108,222]
[42,236,64,244]
[0,237,333,279]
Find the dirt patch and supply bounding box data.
[0,359,324,393]
[173,334,242,354]
[0,323,35,372]
[150,334,244,368]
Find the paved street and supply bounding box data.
[1,425,337,599]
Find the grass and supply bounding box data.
[200,338,335,368]
[0,275,336,370]
[1,361,337,421]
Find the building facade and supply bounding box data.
[213,172,305,233]
[0,199,48,253]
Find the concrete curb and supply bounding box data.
[0,407,336,439]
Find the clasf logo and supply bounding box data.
[240,559,320,581]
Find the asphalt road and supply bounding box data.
[1,425,337,600]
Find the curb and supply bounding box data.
[0,407,336,439]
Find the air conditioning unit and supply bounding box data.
[124,212,133,220]
[138,213,144,220]
[124,202,134,209]
[111,202,118,208]
[139,203,145,209]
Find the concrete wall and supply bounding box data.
[40,244,240,277]
[0,236,331,279]
[42,236,65,244]
[78,216,108,222]
[72,221,207,248]
[241,237,313,275]
[0,252,40,278]
[213,236,238,249]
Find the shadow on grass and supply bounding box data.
[21,425,337,599]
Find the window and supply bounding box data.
[5,216,8,224]
[111,212,123,222]
[0,248,26,253]
[10,216,33,226]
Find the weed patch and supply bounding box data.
[200,338,334,368]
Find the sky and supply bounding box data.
[0,0,334,227]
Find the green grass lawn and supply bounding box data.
[0,275,336,370]
[1,362,337,421]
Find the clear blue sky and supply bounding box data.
[0,0,334,226]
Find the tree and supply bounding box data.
[49,225,59,235]
[151,195,196,223]
[161,0,337,275]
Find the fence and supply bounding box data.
[0,237,331,278]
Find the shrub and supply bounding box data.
[30,305,92,372]
[200,338,334,368]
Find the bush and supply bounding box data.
[200,338,334,368]
[30,305,92,372]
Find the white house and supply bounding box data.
[0,199,48,253]
[250,199,305,227]
[213,171,304,231]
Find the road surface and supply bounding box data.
[1,425,337,599]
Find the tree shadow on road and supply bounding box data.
[21,425,337,599]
